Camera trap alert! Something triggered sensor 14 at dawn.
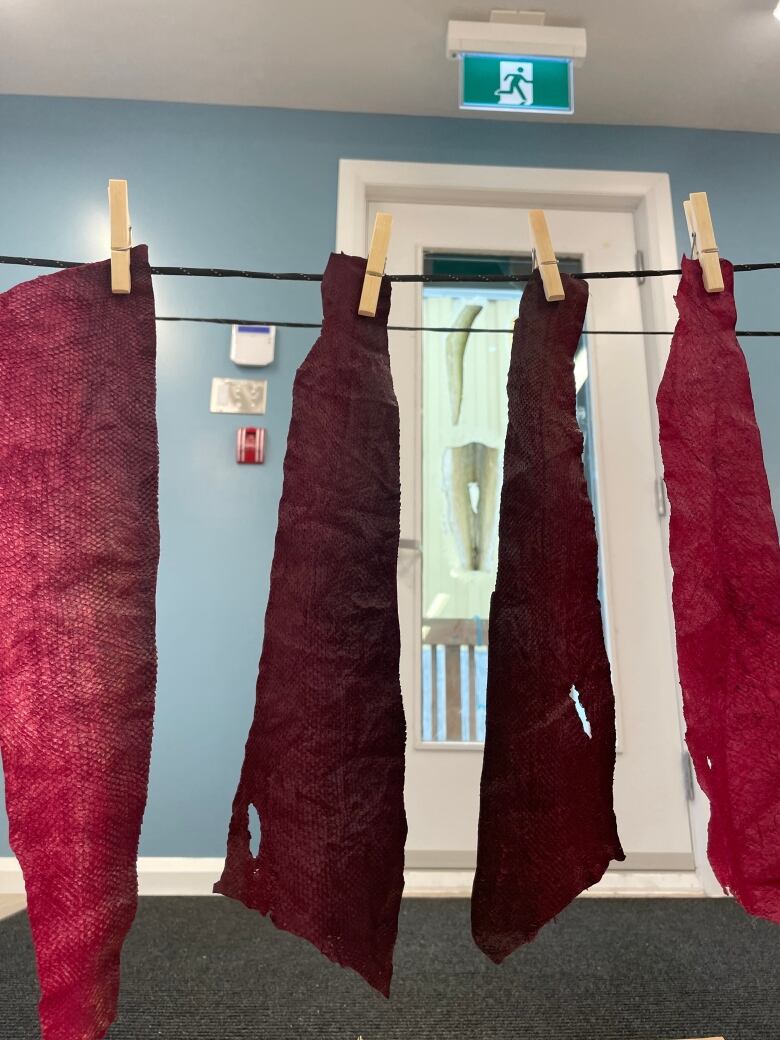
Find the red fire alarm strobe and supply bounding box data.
[236,427,265,464]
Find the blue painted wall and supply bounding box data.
[1,96,779,856]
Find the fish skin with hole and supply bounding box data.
[215,253,407,995]
[472,269,624,963]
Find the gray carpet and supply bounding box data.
[0,897,777,1038]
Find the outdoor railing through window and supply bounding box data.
[421,618,488,743]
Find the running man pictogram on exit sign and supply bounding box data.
[460,53,574,114]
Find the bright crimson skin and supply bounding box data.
[0,247,159,1039]
[657,257,780,924]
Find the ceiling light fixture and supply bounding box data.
[774,1,780,20]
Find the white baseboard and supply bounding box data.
[0,857,707,899]
[404,869,706,898]
[0,858,225,897]
[137,858,225,895]
[0,859,23,896]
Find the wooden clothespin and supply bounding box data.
[529,210,565,302]
[358,212,392,318]
[108,178,131,294]
[683,191,724,294]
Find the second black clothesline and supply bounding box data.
[156,316,780,336]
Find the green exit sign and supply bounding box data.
[460,54,574,114]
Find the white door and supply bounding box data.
[368,198,694,873]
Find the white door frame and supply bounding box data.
[336,158,720,898]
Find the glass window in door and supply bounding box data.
[420,251,598,745]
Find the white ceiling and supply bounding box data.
[1,0,779,133]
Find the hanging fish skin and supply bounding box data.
[215,252,407,996]
[0,247,159,1040]
[445,303,482,424]
[472,269,624,963]
[442,442,500,572]
[657,256,780,925]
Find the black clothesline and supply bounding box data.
[2,254,780,282]
[2,254,780,336]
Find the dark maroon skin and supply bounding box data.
[472,270,624,963]
[657,257,780,925]
[215,253,407,996]
[0,247,159,1039]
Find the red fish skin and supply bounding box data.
[215,253,406,997]
[472,270,624,963]
[0,247,159,1039]
[657,256,780,924]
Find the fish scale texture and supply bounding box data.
[657,256,780,923]
[472,270,624,963]
[0,246,159,1039]
[215,252,407,996]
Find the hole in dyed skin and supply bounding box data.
[569,686,592,738]
[248,803,262,858]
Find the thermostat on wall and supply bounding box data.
[231,324,276,366]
